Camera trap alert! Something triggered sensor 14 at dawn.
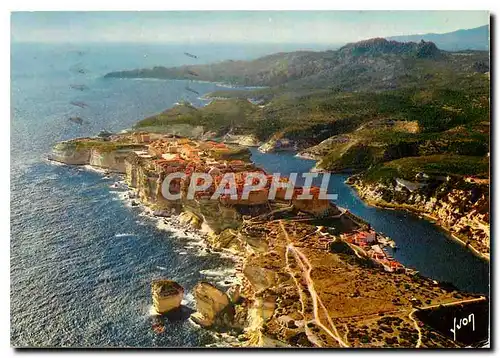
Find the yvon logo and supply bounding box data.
[450,314,475,341]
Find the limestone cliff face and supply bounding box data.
[191,282,233,328]
[122,152,179,211]
[259,136,297,153]
[183,199,242,236]
[223,134,262,147]
[49,141,91,165]
[50,141,173,210]
[124,154,138,188]
[350,177,490,258]
[126,157,156,205]
[123,152,244,231]
[49,140,146,174]
[89,149,129,173]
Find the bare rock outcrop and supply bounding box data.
[226,284,241,304]
[243,265,277,293]
[191,282,234,328]
[151,279,184,314]
[178,211,202,230]
[223,134,261,147]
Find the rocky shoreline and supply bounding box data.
[345,176,490,261]
[288,143,489,260]
[48,133,488,347]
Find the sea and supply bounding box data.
[10,42,489,347]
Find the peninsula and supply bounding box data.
[49,37,490,347]
[49,130,488,347]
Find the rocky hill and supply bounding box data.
[387,25,489,51]
[135,66,489,159]
[104,38,488,91]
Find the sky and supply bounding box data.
[11,11,489,44]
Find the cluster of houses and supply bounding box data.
[342,230,377,246]
[146,138,256,175]
[342,230,404,273]
[124,134,334,213]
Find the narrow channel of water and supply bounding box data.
[249,149,490,294]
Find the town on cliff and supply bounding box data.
[49,130,488,348]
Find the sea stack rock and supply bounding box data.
[151,279,184,314]
[190,282,233,328]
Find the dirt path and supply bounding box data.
[408,309,423,348]
[419,296,486,310]
[280,221,349,347]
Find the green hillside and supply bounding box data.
[124,38,490,180]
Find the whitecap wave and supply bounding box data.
[115,233,135,237]
[46,159,66,166]
[199,267,236,277]
[181,292,195,308]
[81,165,109,174]
[148,304,160,316]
